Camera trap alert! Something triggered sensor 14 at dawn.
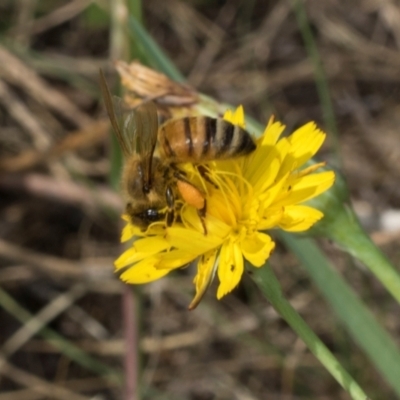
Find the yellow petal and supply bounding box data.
[244,146,283,193]
[257,172,289,211]
[258,206,284,230]
[217,241,244,299]
[260,117,285,146]
[293,162,326,178]
[241,232,275,267]
[223,109,234,123]
[279,205,324,232]
[134,236,170,253]
[119,257,170,283]
[157,250,198,269]
[114,237,170,270]
[120,220,166,242]
[288,123,326,167]
[115,247,140,270]
[223,105,245,128]
[274,171,335,207]
[166,226,220,253]
[121,223,139,242]
[188,250,218,310]
[243,136,290,194]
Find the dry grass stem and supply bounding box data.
[2,283,88,358]
[28,0,93,36]
[0,238,113,281]
[0,119,109,173]
[0,357,92,400]
[0,46,92,128]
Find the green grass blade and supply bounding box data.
[281,233,400,396]
[250,263,369,400]
[127,15,184,82]
[308,173,400,307]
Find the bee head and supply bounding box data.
[122,157,169,230]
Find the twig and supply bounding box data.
[0,45,93,128]
[0,239,112,281]
[0,119,109,173]
[10,0,37,46]
[0,80,51,151]
[123,286,139,400]
[0,376,118,400]
[0,173,123,214]
[0,357,92,400]
[2,283,88,358]
[29,0,93,36]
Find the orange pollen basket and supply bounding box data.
[176,180,205,210]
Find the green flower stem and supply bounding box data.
[308,171,400,307]
[323,204,400,305]
[249,263,368,400]
[282,233,400,396]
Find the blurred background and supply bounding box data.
[1,0,400,399]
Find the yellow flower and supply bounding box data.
[115,107,335,309]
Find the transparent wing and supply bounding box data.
[128,101,159,160]
[99,69,130,156]
[99,69,159,163]
[125,101,159,188]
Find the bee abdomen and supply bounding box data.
[159,116,256,163]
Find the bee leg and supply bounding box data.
[197,165,219,189]
[165,186,175,226]
[172,164,218,189]
[170,165,187,180]
[197,200,208,235]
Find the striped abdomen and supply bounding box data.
[159,116,256,163]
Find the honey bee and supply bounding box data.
[99,70,256,232]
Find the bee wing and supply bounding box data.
[99,69,159,161]
[100,69,130,156]
[126,101,159,189]
[128,101,159,160]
